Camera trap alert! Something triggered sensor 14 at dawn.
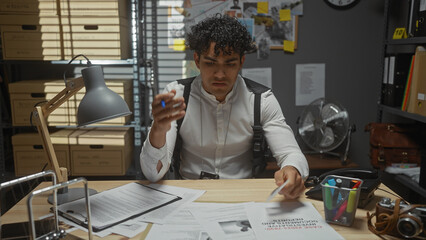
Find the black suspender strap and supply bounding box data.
[171,77,195,179]
[252,91,266,177]
[243,78,270,177]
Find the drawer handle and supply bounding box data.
[21,25,37,30]
[31,93,46,98]
[33,145,43,149]
[90,145,104,149]
[84,25,99,30]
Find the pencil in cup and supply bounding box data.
[320,175,363,226]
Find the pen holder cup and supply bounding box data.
[320,175,363,226]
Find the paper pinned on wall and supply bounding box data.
[242,67,272,88]
[257,2,269,14]
[283,40,295,53]
[295,64,325,106]
[279,9,291,21]
[173,39,186,51]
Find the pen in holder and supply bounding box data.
[320,175,363,226]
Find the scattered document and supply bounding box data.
[242,67,272,88]
[295,64,325,106]
[146,202,218,240]
[59,216,112,238]
[108,219,148,239]
[147,223,204,240]
[57,182,181,232]
[191,202,256,240]
[245,202,344,240]
[137,183,206,224]
[60,214,149,238]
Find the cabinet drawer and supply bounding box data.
[71,147,130,176]
[13,145,69,176]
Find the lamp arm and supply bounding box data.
[42,77,84,116]
[33,77,85,183]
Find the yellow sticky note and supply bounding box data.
[283,40,294,53]
[392,28,407,39]
[279,9,291,21]
[173,39,185,51]
[257,2,268,14]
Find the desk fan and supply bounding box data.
[297,98,354,164]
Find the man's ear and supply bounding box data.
[239,55,246,70]
[194,52,200,69]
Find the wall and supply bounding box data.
[242,0,385,168]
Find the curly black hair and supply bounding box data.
[185,14,256,57]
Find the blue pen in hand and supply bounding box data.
[161,100,166,108]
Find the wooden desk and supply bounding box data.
[264,154,359,177]
[2,179,398,240]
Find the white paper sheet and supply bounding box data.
[137,183,206,224]
[295,63,325,106]
[245,202,344,240]
[108,219,149,238]
[242,68,272,88]
[145,202,221,240]
[59,215,149,238]
[191,202,256,240]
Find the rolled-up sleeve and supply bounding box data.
[140,135,171,182]
[261,91,309,180]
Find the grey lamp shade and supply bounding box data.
[77,66,132,126]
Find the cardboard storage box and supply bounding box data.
[0,15,127,25]
[0,0,127,17]
[12,130,72,176]
[8,80,71,126]
[0,0,56,15]
[69,128,133,176]
[1,24,129,60]
[9,79,133,126]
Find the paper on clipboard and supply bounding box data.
[57,182,181,232]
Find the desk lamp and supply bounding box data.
[33,56,132,204]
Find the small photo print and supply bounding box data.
[257,37,271,60]
[219,219,253,234]
[198,231,212,240]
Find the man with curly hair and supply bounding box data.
[140,14,308,199]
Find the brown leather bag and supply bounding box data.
[365,123,421,169]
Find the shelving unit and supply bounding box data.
[378,0,426,203]
[0,0,153,181]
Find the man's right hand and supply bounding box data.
[149,89,186,149]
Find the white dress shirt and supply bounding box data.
[140,75,309,182]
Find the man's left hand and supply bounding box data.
[274,166,305,199]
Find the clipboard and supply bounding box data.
[58,182,182,232]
